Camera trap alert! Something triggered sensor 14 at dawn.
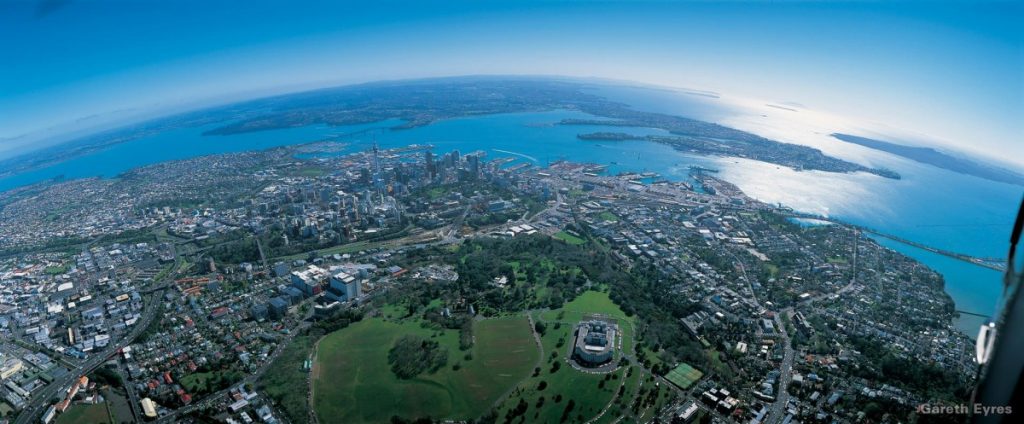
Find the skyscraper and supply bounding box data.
[371,142,384,200]
[467,154,480,180]
[425,150,435,179]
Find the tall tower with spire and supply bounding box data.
[372,140,384,201]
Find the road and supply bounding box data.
[724,248,759,308]
[14,286,167,424]
[14,247,179,424]
[440,206,471,242]
[764,308,794,424]
[117,359,144,422]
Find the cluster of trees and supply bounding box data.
[0,234,89,257]
[466,210,521,229]
[418,301,474,350]
[387,335,449,379]
[257,335,315,424]
[847,335,970,402]
[446,236,593,312]
[389,416,436,424]
[135,303,166,343]
[90,366,124,388]
[208,236,261,264]
[559,399,577,423]
[504,398,530,422]
[689,244,734,274]
[458,321,474,351]
[603,262,705,370]
[391,233,708,381]
[310,308,364,338]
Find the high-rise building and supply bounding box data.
[425,150,435,179]
[327,270,362,303]
[290,265,329,296]
[467,154,480,179]
[372,142,385,199]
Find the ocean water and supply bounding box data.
[591,85,1021,334]
[0,91,1019,336]
[0,123,356,192]
[0,111,705,191]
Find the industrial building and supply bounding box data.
[0,357,23,380]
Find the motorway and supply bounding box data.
[117,359,144,422]
[13,247,179,424]
[764,308,795,424]
[443,206,470,241]
[13,285,168,424]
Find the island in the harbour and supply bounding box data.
[575,128,901,179]
[832,133,1024,186]
[0,78,900,183]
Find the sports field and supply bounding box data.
[55,403,110,424]
[664,363,703,389]
[313,315,538,423]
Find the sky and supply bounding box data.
[1,0,1022,165]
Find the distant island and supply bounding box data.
[198,78,899,179]
[832,133,1024,186]
[568,122,901,179]
[0,77,902,182]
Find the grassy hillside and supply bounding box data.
[500,291,635,423]
[313,315,538,423]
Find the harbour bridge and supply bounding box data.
[779,211,1006,272]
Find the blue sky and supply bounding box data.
[1,0,1021,163]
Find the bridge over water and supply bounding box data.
[780,211,1006,272]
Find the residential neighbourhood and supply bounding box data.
[0,141,975,424]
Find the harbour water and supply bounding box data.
[592,85,1021,335]
[1,94,1019,336]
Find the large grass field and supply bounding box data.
[56,403,110,424]
[553,231,586,245]
[313,315,538,423]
